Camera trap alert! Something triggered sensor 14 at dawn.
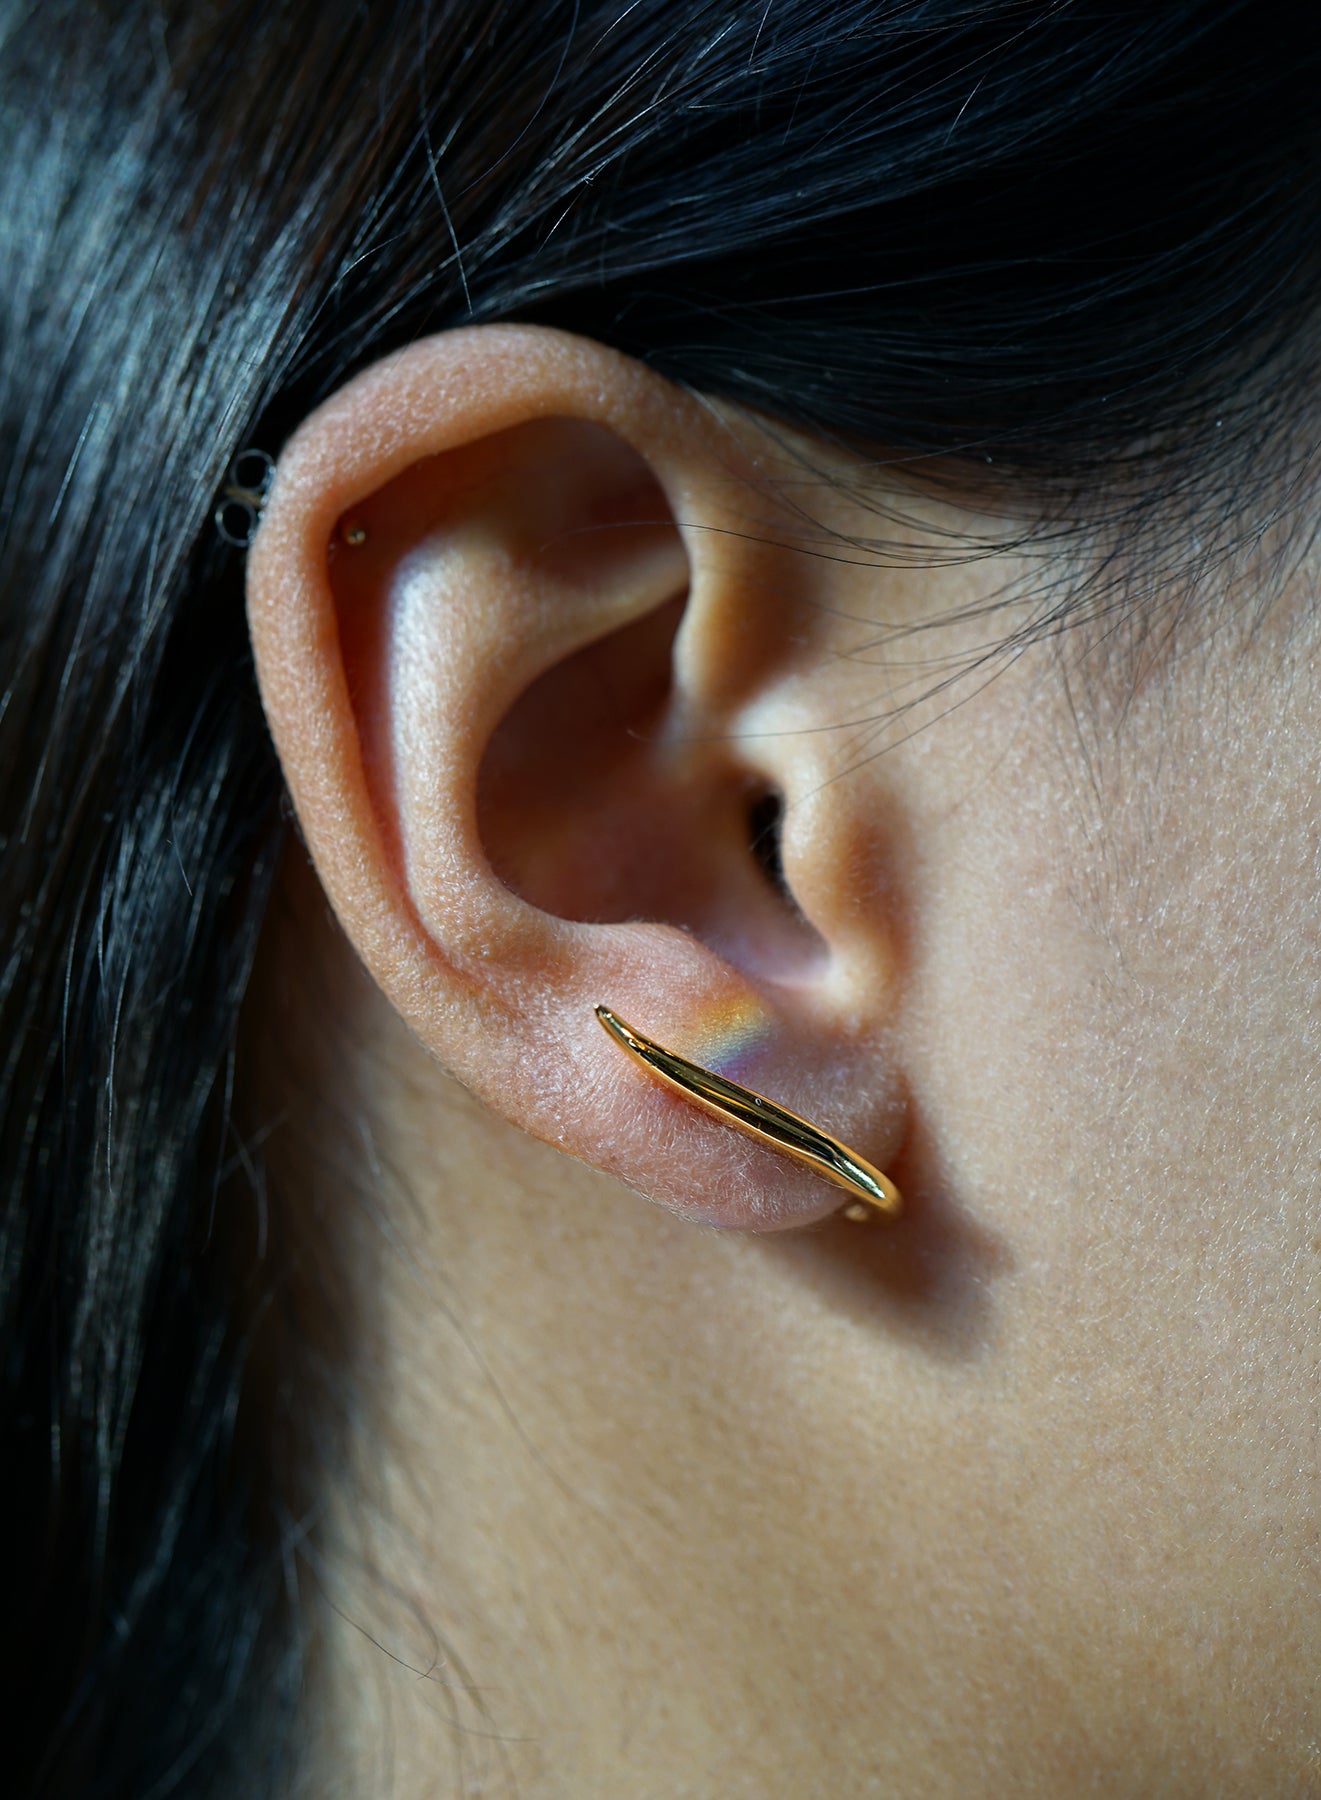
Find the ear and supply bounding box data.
[246,324,908,1230]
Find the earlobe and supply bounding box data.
[247,324,908,1230]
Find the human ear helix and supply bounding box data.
[246,326,911,1235]
[595,1005,901,1222]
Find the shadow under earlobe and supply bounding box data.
[754,1110,1014,1362]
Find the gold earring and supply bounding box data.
[594,1005,901,1222]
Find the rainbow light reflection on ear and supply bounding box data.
[683,993,774,1081]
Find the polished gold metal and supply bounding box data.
[594,1004,901,1220]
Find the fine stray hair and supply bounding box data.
[3,2,1320,1794]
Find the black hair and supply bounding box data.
[4,2,1319,1792]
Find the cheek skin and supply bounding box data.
[292,517,1321,1797]
[895,622,1321,1787]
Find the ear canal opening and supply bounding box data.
[748,789,789,900]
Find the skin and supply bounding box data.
[244,326,1321,1797]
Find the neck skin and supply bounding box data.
[244,522,1321,1800]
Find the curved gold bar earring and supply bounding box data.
[594,1005,901,1221]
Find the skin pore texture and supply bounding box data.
[244,327,1321,1797]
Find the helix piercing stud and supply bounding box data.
[214,447,275,548]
